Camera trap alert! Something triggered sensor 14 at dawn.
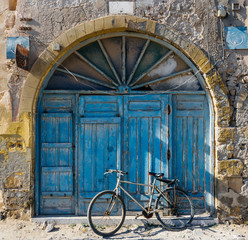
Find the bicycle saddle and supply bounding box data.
[157,178,176,185]
[148,172,164,177]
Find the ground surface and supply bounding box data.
[0,219,247,240]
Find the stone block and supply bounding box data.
[19,97,33,115]
[216,177,229,193]
[187,45,201,61]
[191,50,208,68]
[162,28,176,43]
[216,107,231,127]
[198,59,213,74]
[217,144,229,160]
[4,172,25,189]
[217,188,247,221]
[55,34,70,49]
[217,127,235,143]
[171,35,186,50]
[237,126,248,138]
[227,144,234,151]
[176,39,191,53]
[146,19,156,33]
[94,18,104,32]
[30,56,53,80]
[125,15,137,24]
[103,16,115,30]
[126,16,147,31]
[65,28,77,45]
[17,112,31,148]
[24,73,40,91]
[235,89,248,109]
[219,196,233,206]
[226,176,243,193]
[237,195,248,208]
[155,23,165,36]
[218,159,244,177]
[21,85,37,100]
[113,15,127,29]
[74,23,86,40]
[205,71,227,94]
[181,42,191,53]
[85,20,95,35]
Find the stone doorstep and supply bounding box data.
[31,215,218,227]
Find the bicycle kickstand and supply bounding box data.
[135,213,143,219]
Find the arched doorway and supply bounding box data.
[35,32,213,216]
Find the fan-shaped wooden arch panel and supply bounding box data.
[46,34,202,92]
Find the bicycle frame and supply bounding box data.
[112,173,175,215]
[88,171,194,236]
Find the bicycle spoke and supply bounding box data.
[155,188,194,230]
[88,191,126,237]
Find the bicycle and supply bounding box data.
[87,169,194,237]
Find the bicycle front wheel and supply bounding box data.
[87,190,126,237]
[155,188,194,230]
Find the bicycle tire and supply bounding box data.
[155,187,194,230]
[87,190,126,237]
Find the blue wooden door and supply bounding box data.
[78,94,169,214]
[172,94,211,214]
[40,112,74,214]
[78,96,122,215]
[38,93,210,215]
[123,95,169,211]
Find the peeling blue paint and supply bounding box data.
[225,27,248,49]
[6,37,29,59]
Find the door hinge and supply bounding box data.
[168,105,171,115]
[167,149,171,161]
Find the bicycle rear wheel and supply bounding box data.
[87,190,126,237]
[155,188,194,230]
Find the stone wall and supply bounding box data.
[0,0,247,222]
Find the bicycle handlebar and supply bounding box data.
[105,169,128,175]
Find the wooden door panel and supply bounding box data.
[123,95,168,211]
[78,96,122,215]
[172,94,211,214]
[40,112,74,214]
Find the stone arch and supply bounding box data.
[20,15,230,127]
[19,15,230,216]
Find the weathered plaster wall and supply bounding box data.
[0,1,12,132]
[0,0,247,222]
[16,0,220,64]
[0,0,32,219]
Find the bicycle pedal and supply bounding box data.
[135,213,143,219]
